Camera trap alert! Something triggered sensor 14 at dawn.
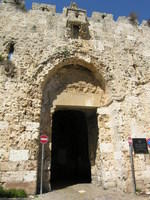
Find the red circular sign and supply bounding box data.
[40,135,48,144]
[128,137,132,145]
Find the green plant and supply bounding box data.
[129,12,138,25]
[19,3,27,12]
[14,0,21,5]
[147,19,150,27]
[0,186,6,197]
[7,188,27,198]
[0,54,4,62]
[14,0,27,11]
[32,25,37,31]
[0,186,27,198]
[62,47,70,58]
[136,188,142,193]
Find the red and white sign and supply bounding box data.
[128,136,132,145]
[40,135,48,144]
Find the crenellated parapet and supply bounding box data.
[32,3,56,14]
[0,0,149,29]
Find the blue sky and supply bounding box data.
[25,0,150,23]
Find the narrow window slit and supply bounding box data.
[75,12,79,18]
[8,43,14,61]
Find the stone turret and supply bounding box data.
[66,2,90,39]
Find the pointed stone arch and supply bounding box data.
[36,57,108,192]
[38,57,106,91]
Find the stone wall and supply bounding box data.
[0,0,150,194]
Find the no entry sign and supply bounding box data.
[40,135,48,144]
[128,136,132,145]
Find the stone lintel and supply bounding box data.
[53,92,102,108]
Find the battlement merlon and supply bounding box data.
[1,0,25,11]
[91,12,113,22]
[1,0,25,5]
[32,3,56,14]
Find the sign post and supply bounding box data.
[128,137,136,194]
[40,135,48,194]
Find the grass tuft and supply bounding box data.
[0,186,27,198]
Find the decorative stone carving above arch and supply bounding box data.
[39,57,106,92]
[42,64,105,112]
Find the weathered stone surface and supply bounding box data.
[0,0,150,195]
[9,150,29,161]
[1,171,37,187]
[5,181,37,195]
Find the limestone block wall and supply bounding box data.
[0,0,150,194]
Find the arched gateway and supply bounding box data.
[2,1,150,195]
[37,59,106,192]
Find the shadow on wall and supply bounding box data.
[50,110,97,190]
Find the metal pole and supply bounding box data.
[129,144,136,194]
[40,144,44,194]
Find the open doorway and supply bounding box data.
[50,110,92,190]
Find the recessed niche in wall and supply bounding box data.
[72,25,80,39]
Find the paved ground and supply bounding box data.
[35,184,150,200]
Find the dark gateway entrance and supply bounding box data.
[51,110,91,189]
